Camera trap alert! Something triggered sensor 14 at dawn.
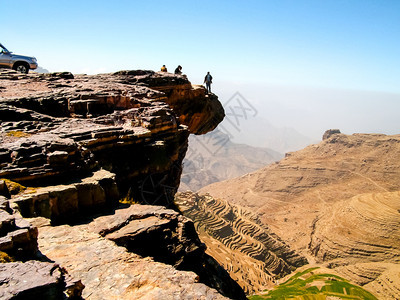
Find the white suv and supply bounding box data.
[0,43,38,73]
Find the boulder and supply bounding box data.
[0,260,83,300]
[0,208,38,259]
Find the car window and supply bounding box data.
[0,45,9,53]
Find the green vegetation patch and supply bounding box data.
[249,267,377,300]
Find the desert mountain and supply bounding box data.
[180,130,283,191]
[195,130,400,298]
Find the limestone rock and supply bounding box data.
[0,70,243,299]
[13,169,119,223]
[0,180,11,198]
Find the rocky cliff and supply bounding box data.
[0,69,246,299]
[0,69,224,211]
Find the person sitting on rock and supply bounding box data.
[204,72,213,93]
[174,65,182,75]
[161,65,168,72]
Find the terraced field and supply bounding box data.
[175,192,307,294]
[309,191,400,265]
[250,267,378,300]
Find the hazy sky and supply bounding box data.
[2,0,400,142]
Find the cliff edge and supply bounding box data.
[0,70,247,299]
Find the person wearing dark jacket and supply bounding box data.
[204,72,212,93]
[174,65,182,75]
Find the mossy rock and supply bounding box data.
[1,179,27,195]
[0,251,14,263]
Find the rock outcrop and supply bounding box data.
[0,198,38,260]
[13,169,119,223]
[0,69,224,212]
[0,198,84,299]
[34,204,245,300]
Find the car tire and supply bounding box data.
[13,62,29,74]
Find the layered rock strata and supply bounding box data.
[175,191,307,294]
[13,169,119,223]
[0,69,224,212]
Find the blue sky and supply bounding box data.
[2,0,400,142]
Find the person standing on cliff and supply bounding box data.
[161,65,168,72]
[204,72,212,93]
